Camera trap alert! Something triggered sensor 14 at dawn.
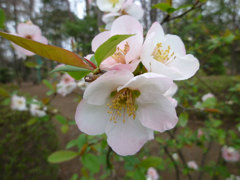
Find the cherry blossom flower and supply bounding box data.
[97,0,125,13]
[146,167,159,180]
[102,0,144,29]
[222,146,240,162]
[141,22,199,80]
[30,100,47,117]
[92,15,143,72]
[75,70,178,156]
[12,21,48,59]
[187,161,198,170]
[11,95,27,111]
[57,73,77,96]
[197,129,204,138]
[77,78,88,91]
[172,153,179,161]
[202,93,214,101]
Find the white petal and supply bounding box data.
[102,13,121,24]
[97,0,124,12]
[119,73,173,99]
[164,82,178,97]
[168,54,200,80]
[145,22,164,42]
[75,100,109,135]
[106,115,153,156]
[138,95,178,132]
[84,70,134,105]
[91,31,111,52]
[125,4,144,20]
[164,34,186,56]
[17,23,41,36]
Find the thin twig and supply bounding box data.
[161,0,204,25]
[163,146,180,180]
[106,146,113,169]
[198,141,213,180]
[167,131,192,180]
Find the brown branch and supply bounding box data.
[161,0,204,25]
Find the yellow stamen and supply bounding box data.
[107,88,139,124]
[152,43,176,64]
[112,42,130,64]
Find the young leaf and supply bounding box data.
[0,9,6,29]
[152,3,176,13]
[138,157,163,169]
[81,153,101,174]
[50,65,92,74]
[94,34,134,66]
[0,31,93,70]
[48,150,79,163]
[68,71,91,80]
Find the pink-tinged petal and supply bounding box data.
[146,22,164,41]
[125,3,144,20]
[33,34,48,44]
[84,70,134,105]
[12,43,35,57]
[119,73,173,97]
[106,115,154,156]
[91,31,111,52]
[138,95,178,132]
[164,34,186,56]
[121,0,133,9]
[17,23,41,36]
[75,100,109,135]
[168,54,200,80]
[168,97,178,108]
[85,54,94,60]
[110,15,143,62]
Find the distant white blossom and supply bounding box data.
[30,100,47,117]
[146,167,159,180]
[11,95,27,111]
[202,93,214,101]
[187,161,198,170]
[57,73,77,96]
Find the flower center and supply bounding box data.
[107,88,140,124]
[152,43,176,64]
[112,42,130,64]
[109,0,119,5]
[17,100,23,105]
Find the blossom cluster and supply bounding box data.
[75,15,200,156]
[96,0,144,29]
[11,95,47,117]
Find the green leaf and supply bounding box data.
[0,31,93,69]
[42,79,54,90]
[70,173,79,180]
[61,124,69,134]
[0,87,9,97]
[152,3,176,13]
[0,9,6,29]
[81,153,101,174]
[68,71,91,80]
[55,115,68,124]
[94,34,134,66]
[48,150,78,163]
[24,61,40,68]
[51,65,92,74]
[178,112,189,127]
[201,97,217,108]
[138,157,163,168]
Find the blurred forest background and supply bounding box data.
[0,0,240,180]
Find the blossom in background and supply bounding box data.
[97,0,125,13]
[172,153,179,161]
[12,21,48,59]
[197,129,204,138]
[77,78,88,91]
[11,95,27,111]
[202,93,214,101]
[102,0,144,29]
[226,175,240,180]
[146,167,159,180]
[92,15,143,72]
[57,73,77,96]
[141,22,199,80]
[75,70,178,156]
[30,100,47,117]
[163,82,178,107]
[187,161,198,170]
[221,146,240,162]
